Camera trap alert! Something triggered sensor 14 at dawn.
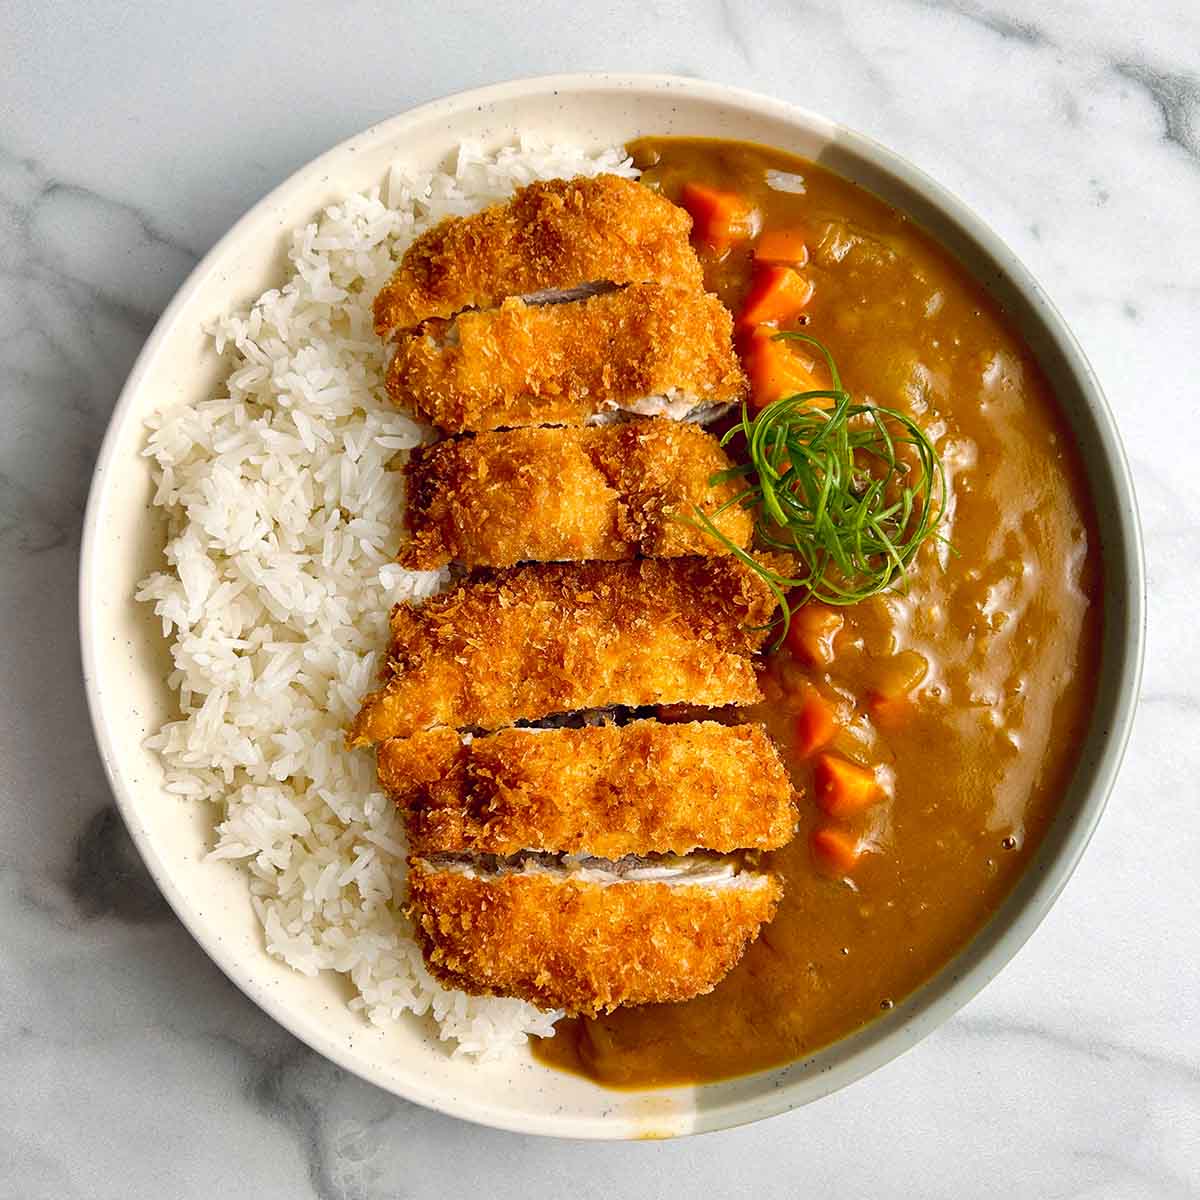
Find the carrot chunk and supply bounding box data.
[743,329,828,409]
[755,229,809,266]
[737,265,814,328]
[813,753,880,817]
[810,826,863,877]
[795,691,837,757]
[785,603,844,667]
[680,182,755,253]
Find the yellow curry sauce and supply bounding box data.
[533,138,1103,1088]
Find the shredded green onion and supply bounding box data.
[688,332,947,649]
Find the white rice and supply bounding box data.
[135,139,639,1059]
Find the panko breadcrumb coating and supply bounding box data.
[377,720,798,857]
[386,284,746,432]
[407,862,783,1016]
[373,175,703,335]
[349,556,781,744]
[399,419,753,570]
[357,169,800,1022]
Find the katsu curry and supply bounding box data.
[353,144,1100,1082]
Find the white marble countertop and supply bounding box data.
[2,1,1196,1195]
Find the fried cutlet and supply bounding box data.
[386,285,746,432]
[378,720,798,857]
[373,175,703,336]
[399,419,753,570]
[407,859,782,1016]
[348,556,782,745]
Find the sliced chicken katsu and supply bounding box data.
[386,284,746,432]
[373,175,702,336]
[407,857,782,1016]
[349,556,781,745]
[399,419,753,570]
[378,720,798,857]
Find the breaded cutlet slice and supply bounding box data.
[373,175,703,335]
[399,419,753,570]
[378,720,798,857]
[349,556,781,745]
[407,860,783,1016]
[386,285,746,433]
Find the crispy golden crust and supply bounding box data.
[386,285,746,433]
[399,419,753,570]
[373,176,703,335]
[378,720,798,857]
[407,865,782,1016]
[349,556,780,744]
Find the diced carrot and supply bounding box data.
[743,330,828,409]
[737,265,814,328]
[795,690,838,757]
[785,603,844,668]
[810,826,863,877]
[813,753,881,817]
[755,229,809,266]
[680,181,755,253]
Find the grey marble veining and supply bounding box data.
[1,1,1196,1195]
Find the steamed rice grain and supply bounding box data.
[136,140,638,1058]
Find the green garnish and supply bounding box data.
[691,332,947,649]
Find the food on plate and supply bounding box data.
[373,175,703,335]
[407,857,782,1016]
[377,720,798,857]
[679,181,759,253]
[139,132,1101,1084]
[398,418,753,570]
[701,330,943,644]
[386,283,746,432]
[532,137,1100,1087]
[349,555,780,744]
[370,169,800,1025]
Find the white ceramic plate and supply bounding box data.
[80,74,1144,1139]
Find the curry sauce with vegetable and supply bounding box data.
[533,138,1102,1087]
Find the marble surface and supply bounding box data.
[2,0,1196,1194]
